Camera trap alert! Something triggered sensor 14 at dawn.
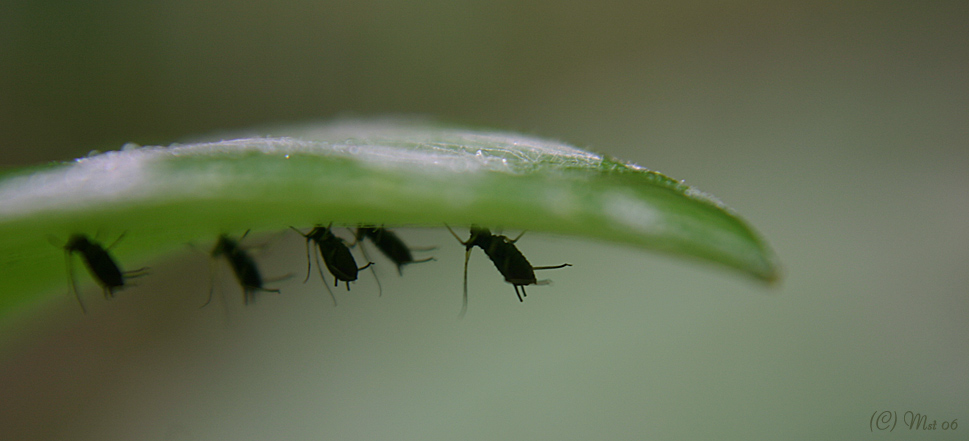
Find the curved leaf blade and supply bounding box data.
[0,119,779,316]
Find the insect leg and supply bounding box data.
[532,263,572,270]
[124,267,150,278]
[358,243,382,296]
[354,261,376,291]
[402,256,436,275]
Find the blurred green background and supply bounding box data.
[1,1,966,440]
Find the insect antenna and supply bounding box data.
[200,257,218,308]
[445,224,477,318]
[190,241,224,310]
[445,224,470,246]
[289,227,315,284]
[301,227,339,306]
[314,248,338,305]
[104,231,127,250]
[64,249,87,314]
[459,246,472,318]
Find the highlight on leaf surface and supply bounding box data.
[0,118,779,316]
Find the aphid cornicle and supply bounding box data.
[446,225,571,316]
[61,233,148,313]
[209,233,280,306]
[291,224,373,305]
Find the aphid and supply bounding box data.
[61,233,148,313]
[353,226,435,296]
[446,225,571,316]
[355,227,435,275]
[291,224,373,305]
[208,233,280,306]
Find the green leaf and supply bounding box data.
[0,118,778,317]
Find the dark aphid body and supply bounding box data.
[291,225,372,305]
[355,227,434,275]
[210,234,279,305]
[65,235,124,293]
[62,233,147,313]
[446,225,571,316]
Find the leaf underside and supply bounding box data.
[0,118,779,317]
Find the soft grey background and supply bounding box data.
[1,1,966,440]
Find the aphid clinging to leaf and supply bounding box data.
[446,225,571,317]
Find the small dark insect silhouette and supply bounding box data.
[291,224,373,305]
[60,233,148,313]
[354,226,435,296]
[208,233,280,306]
[355,227,435,275]
[446,225,571,317]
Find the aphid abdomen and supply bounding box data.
[61,233,145,312]
[359,227,433,277]
[482,237,537,286]
[65,235,126,298]
[371,229,414,266]
[228,248,264,290]
[320,237,359,282]
[211,234,278,305]
[79,244,125,292]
